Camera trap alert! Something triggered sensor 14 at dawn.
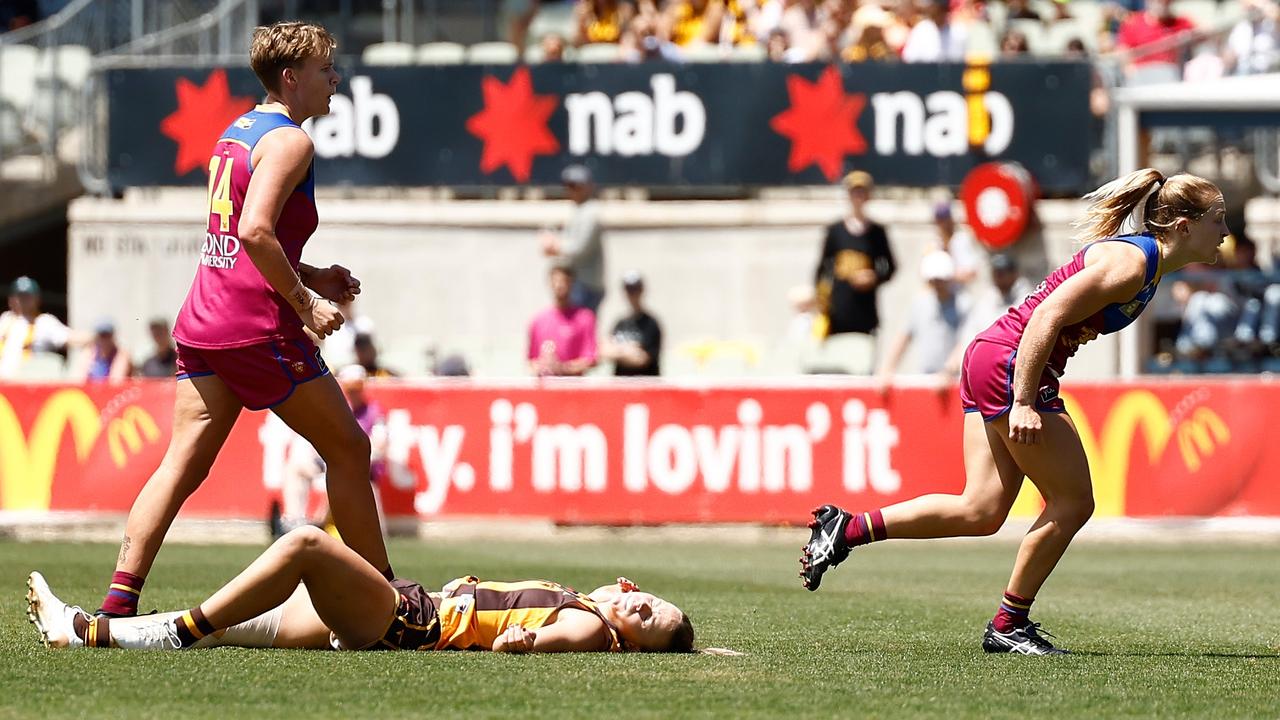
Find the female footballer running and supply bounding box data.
[29,526,694,654]
[92,21,394,620]
[799,168,1229,654]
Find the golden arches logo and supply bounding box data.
[106,406,161,469]
[0,389,102,511]
[1010,389,1173,518]
[1175,407,1229,473]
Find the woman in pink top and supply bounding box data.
[94,22,393,619]
[800,168,1228,654]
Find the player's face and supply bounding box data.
[1183,196,1228,263]
[607,591,682,652]
[293,52,340,118]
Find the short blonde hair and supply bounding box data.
[249,21,337,94]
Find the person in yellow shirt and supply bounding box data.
[28,527,694,654]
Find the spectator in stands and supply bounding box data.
[1172,263,1236,363]
[528,264,598,377]
[946,251,1032,374]
[1115,0,1195,70]
[1223,236,1273,356]
[843,19,895,62]
[813,171,896,374]
[75,318,132,383]
[1183,39,1226,83]
[663,0,726,45]
[1004,0,1042,22]
[766,26,794,60]
[876,250,970,384]
[621,12,686,61]
[603,271,662,376]
[139,318,178,378]
[0,276,71,379]
[883,0,919,54]
[1224,0,1279,76]
[1000,28,1031,57]
[539,164,606,314]
[540,32,568,62]
[506,0,543,52]
[777,0,823,57]
[353,332,399,378]
[927,200,979,285]
[433,353,472,377]
[323,300,374,369]
[902,0,967,63]
[575,0,638,45]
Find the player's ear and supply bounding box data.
[280,66,296,90]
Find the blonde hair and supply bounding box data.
[1074,168,1222,243]
[249,21,337,94]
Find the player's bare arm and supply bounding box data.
[239,127,342,338]
[1009,242,1148,444]
[491,608,611,653]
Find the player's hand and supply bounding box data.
[1008,402,1042,445]
[307,264,361,304]
[849,268,878,291]
[298,298,344,339]
[493,624,536,653]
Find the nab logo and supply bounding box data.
[304,76,400,159]
[565,74,706,157]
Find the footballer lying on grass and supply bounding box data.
[27,526,694,653]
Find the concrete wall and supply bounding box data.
[69,190,1130,378]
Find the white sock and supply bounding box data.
[191,606,283,649]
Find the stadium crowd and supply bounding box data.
[496,0,1279,77]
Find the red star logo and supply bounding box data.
[159,70,256,176]
[769,66,868,181]
[465,67,560,183]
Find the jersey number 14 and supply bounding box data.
[207,155,235,232]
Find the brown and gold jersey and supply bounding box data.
[433,576,623,652]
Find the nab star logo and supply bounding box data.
[465,67,560,182]
[769,65,867,181]
[159,69,256,176]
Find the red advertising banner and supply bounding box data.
[1,379,1276,522]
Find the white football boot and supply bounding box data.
[26,571,88,649]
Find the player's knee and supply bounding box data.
[961,497,1006,536]
[281,525,329,556]
[320,428,370,468]
[1055,494,1095,531]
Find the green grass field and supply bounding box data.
[1,535,1277,719]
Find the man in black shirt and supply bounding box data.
[605,271,662,376]
[812,170,896,373]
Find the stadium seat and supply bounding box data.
[466,41,520,64]
[726,43,766,62]
[1043,20,1090,55]
[362,42,415,66]
[13,352,67,380]
[683,44,727,63]
[416,42,466,65]
[1127,62,1181,86]
[574,43,623,63]
[36,45,92,89]
[965,20,999,60]
[527,1,577,44]
[0,44,39,109]
[1172,0,1219,28]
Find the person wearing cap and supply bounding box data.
[603,271,663,376]
[74,317,133,383]
[539,164,606,315]
[139,318,180,378]
[0,276,72,379]
[812,170,896,374]
[928,200,979,285]
[353,331,399,378]
[875,249,970,384]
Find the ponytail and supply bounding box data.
[1073,168,1164,243]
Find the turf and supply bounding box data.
[1,535,1277,719]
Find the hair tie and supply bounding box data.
[1126,178,1164,234]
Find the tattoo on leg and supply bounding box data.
[118,535,132,566]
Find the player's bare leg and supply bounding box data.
[979,412,1091,655]
[995,412,1093,600]
[98,375,243,615]
[801,413,1024,589]
[880,412,1026,538]
[271,374,391,577]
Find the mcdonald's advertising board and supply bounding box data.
[0,379,1275,522]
